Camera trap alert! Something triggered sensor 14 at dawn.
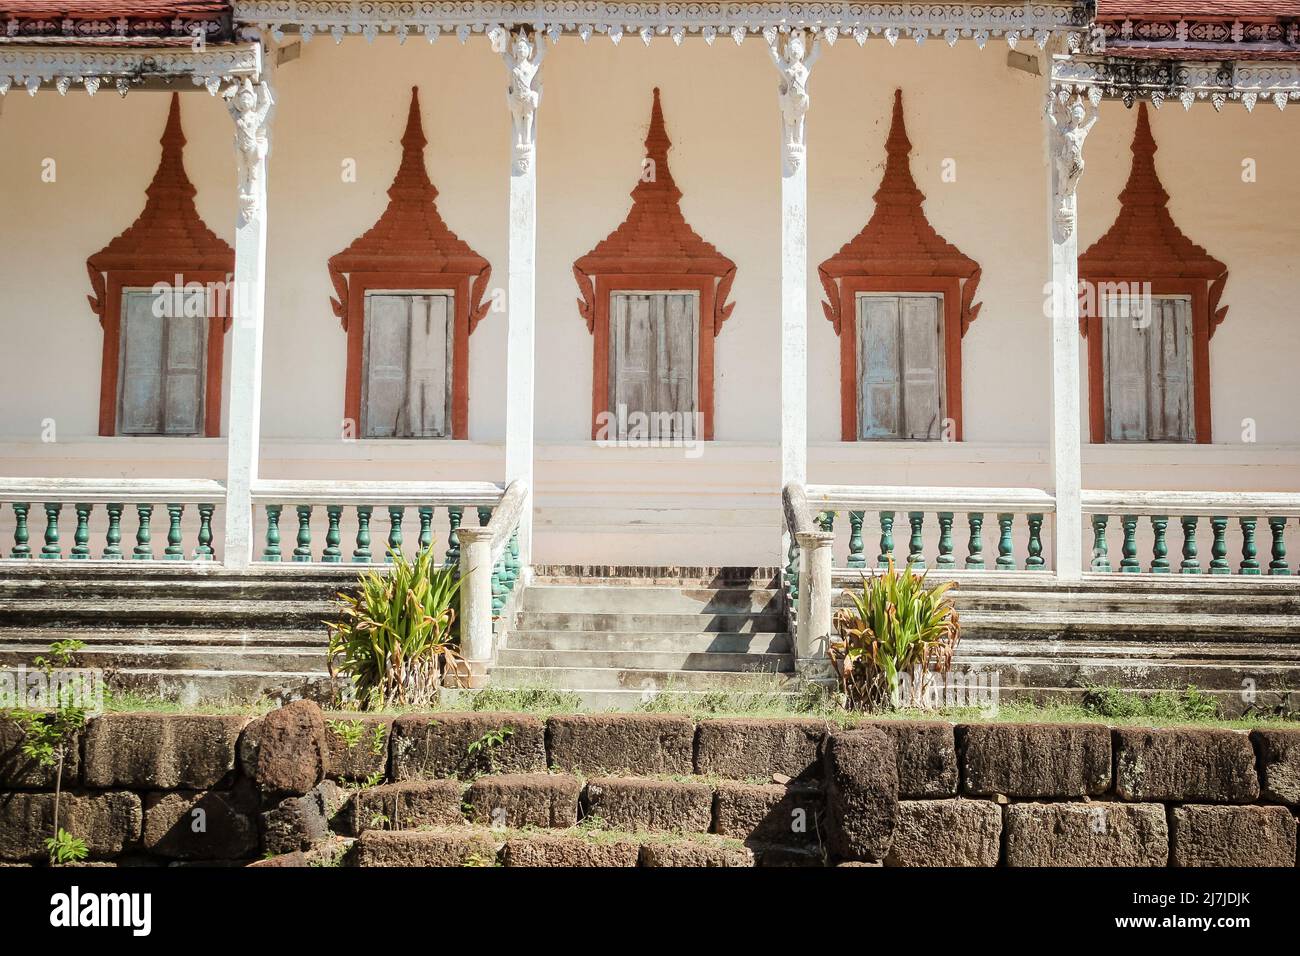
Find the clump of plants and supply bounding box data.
[828,561,960,712]
[326,547,466,710]
[1082,685,1221,722]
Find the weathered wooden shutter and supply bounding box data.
[118,289,204,436]
[1103,297,1149,442]
[1104,295,1193,442]
[362,293,452,438]
[610,292,698,439]
[1149,297,1194,442]
[856,294,943,440]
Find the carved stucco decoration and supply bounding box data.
[1046,91,1099,242]
[0,44,263,96]
[768,27,820,175]
[223,77,274,225]
[491,26,545,174]
[1053,57,1300,111]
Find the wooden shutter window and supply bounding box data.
[116,289,205,437]
[1103,295,1194,443]
[361,292,452,439]
[608,292,699,439]
[855,293,944,440]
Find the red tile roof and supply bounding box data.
[0,2,231,41]
[1098,2,1300,18]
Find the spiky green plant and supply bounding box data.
[828,560,960,712]
[326,547,466,710]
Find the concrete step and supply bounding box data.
[957,637,1300,662]
[489,665,797,693]
[0,643,329,673]
[964,656,1299,692]
[958,610,1300,642]
[0,598,330,630]
[494,648,795,673]
[531,565,780,588]
[0,627,328,648]
[106,668,341,705]
[0,576,349,602]
[831,570,1300,596]
[831,586,1300,616]
[520,585,781,614]
[505,630,792,654]
[511,611,788,633]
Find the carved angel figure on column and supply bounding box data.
[769,28,821,157]
[499,29,545,160]
[223,78,274,223]
[1047,94,1098,238]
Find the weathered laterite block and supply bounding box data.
[0,790,142,862]
[239,701,329,798]
[1114,728,1259,803]
[863,721,959,798]
[712,781,824,850]
[143,790,258,860]
[84,713,247,790]
[464,773,582,829]
[885,799,1002,867]
[823,728,899,862]
[260,781,345,856]
[583,777,714,833]
[639,838,754,867]
[352,829,498,867]
[959,723,1111,798]
[0,717,81,789]
[390,712,546,781]
[1004,803,1168,868]
[693,718,827,781]
[547,714,695,775]
[324,715,393,783]
[1170,805,1297,868]
[1251,728,1300,806]
[503,833,640,867]
[349,779,465,834]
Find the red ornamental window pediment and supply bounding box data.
[573,88,736,441]
[819,90,982,442]
[329,87,492,440]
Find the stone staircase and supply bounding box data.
[490,567,797,709]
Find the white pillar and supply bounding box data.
[1044,65,1097,580]
[458,528,495,684]
[222,77,274,568]
[496,27,544,573]
[794,529,834,662]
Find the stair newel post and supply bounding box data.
[445,506,463,570]
[1149,515,1170,573]
[322,505,342,563]
[1119,515,1140,573]
[1239,517,1260,574]
[847,511,865,569]
[196,503,215,560]
[995,513,1016,571]
[936,512,955,569]
[1026,514,1045,570]
[794,529,835,667]
[1180,516,1201,574]
[40,503,62,559]
[386,506,404,562]
[352,505,373,563]
[877,511,895,569]
[1267,517,1290,576]
[262,504,282,562]
[1089,514,1110,572]
[164,504,185,560]
[293,505,313,562]
[965,512,985,570]
[103,503,122,559]
[11,502,31,559]
[907,512,926,570]
[132,503,153,560]
[1208,516,1230,575]
[418,506,434,555]
[458,527,494,686]
[71,503,93,560]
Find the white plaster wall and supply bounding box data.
[0,38,1297,566]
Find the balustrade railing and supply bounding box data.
[0,478,225,562]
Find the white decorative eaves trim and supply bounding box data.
[0,43,263,96]
[234,1,1088,50]
[1053,56,1300,112]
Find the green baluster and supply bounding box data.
[1119,515,1140,573]
[1026,514,1045,570]
[352,505,373,563]
[906,512,926,570]
[322,505,342,563]
[785,533,800,602]
[418,506,434,554]
[846,511,865,569]
[293,505,313,562]
[195,503,214,560]
[1149,515,1170,573]
[445,506,463,568]
[262,504,282,562]
[386,506,404,561]
[478,505,493,527]
[509,528,521,587]
[1268,517,1290,576]
[965,513,985,570]
[133,504,153,560]
[40,503,62,559]
[164,504,185,560]
[1239,517,1260,575]
[877,512,895,569]
[815,511,834,533]
[995,514,1016,570]
[491,555,505,616]
[936,512,955,568]
[103,503,123,559]
[1208,517,1230,575]
[11,502,31,559]
[71,503,92,560]
[1180,516,1200,574]
[1089,514,1111,572]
